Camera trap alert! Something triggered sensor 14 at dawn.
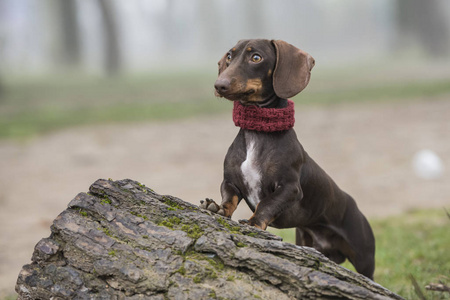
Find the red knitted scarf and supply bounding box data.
[233,100,295,132]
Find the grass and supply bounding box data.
[300,79,450,105]
[268,209,450,299]
[0,71,229,139]
[1,63,450,140]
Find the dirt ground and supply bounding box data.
[1,98,449,297]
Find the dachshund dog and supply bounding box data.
[201,39,375,279]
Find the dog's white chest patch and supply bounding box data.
[240,139,261,210]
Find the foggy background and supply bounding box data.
[1,0,450,298]
[1,0,450,76]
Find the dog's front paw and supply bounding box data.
[200,198,223,215]
[238,219,249,225]
[238,218,264,229]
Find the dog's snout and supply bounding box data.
[214,78,231,94]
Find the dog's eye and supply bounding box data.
[251,54,262,63]
[226,53,232,62]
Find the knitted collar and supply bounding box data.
[232,100,295,132]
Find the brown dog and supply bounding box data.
[201,39,375,279]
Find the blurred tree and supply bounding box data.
[98,0,121,75]
[0,2,6,98]
[53,0,82,67]
[395,0,449,57]
[0,45,2,97]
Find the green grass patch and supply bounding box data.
[0,72,227,139]
[298,78,450,105]
[268,209,450,299]
[370,209,449,299]
[1,68,450,140]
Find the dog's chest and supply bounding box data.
[240,138,262,210]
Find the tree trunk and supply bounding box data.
[97,0,121,75]
[16,179,403,300]
[395,0,449,57]
[54,0,82,67]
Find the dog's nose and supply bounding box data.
[214,78,231,94]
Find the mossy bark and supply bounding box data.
[16,179,403,300]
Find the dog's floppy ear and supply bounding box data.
[271,40,315,98]
[217,53,228,75]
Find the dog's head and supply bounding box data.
[214,39,315,105]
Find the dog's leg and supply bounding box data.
[351,253,375,280]
[200,181,241,218]
[346,222,375,280]
[243,182,302,230]
[295,228,313,247]
[340,199,376,280]
[218,180,241,217]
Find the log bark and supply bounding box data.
[16,179,404,300]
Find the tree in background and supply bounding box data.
[395,0,450,57]
[98,0,121,76]
[50,0,121,75]
[53,0,82,68]
[1,0,449,76]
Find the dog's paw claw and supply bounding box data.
[199,198,208,209]
[200,198,221,213]
[207,202,220,213]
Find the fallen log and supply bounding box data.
[16,179,404,299]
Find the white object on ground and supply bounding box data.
[412,149,444,180]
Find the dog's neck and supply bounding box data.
[251,95,288,109]
[233,100,295,132]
